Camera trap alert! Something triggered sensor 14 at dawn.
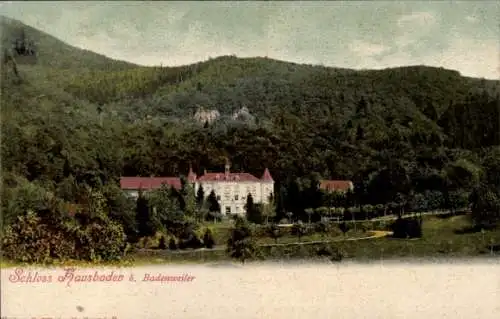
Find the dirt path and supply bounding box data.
[140,230,394,254]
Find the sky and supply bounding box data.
[1,1,499,79]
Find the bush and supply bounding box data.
[250,224,268,238]
[226,217,256,263]
[73,217,126,261]
[316,245,344,261]
[2,210,126,263]
[266,224,282,243]
[291,222,307,240]
[203,229,215,249]
[391,217,423,239]
[178,234,203,249]
[360,221,374,232]
[168,238,177,250]
[314,221,330,234]
[339,222,349,235]
[158,236,167,249]
[2,211,75,263]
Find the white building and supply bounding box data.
[120,162,274,216]
[191,162,274,215]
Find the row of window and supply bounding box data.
[205,186,260,194]
[225,206,240,214]
[216,194,254,201]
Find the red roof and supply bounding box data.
[196,172,261,182]
[187,166,197,182]
[120,167,273,189]
[319,180,353,192]
[120,177,182,190]
[261,168,274,182]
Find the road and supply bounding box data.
[370,210,466,222]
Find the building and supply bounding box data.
[319,180,354,193]
[120,162,274,216]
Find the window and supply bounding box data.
[216,195,221,201]
[234,194,239,201]
[225,206,231,214]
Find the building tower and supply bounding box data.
[225,158,230,178]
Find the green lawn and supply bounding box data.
[336,215,500,260]
[3,215,498,267]
[255,230,367,245]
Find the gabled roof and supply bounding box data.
[120,177,182,190]
[196,172,261,182]
[120,167,274,188]
[261,168,273,182]
[319,180,353,192]
[187,165,197,182]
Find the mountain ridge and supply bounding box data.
[2,15,495,81]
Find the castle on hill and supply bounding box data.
[120,162,354,216]
[120,162,274,216]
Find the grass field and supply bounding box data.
[2,215,499,268]
[336,215,500,260]
[131,215,500,263]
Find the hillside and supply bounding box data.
[1,18,499,232]
[0,16,137,71]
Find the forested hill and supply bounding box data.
[1,17,500,229]
[0,16,137,70]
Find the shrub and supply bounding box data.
[315,207,329,218]
[158,236,167,249]
[360,221,374,232]
[339,222,349,235]
[203,229,215,249]
[314,221,330,234]
[178,234,203,249]
[316,245,344,261]
[226,216,256,263]
[2,210,126,263]
[168,238,177,250]
[74,217,126,261]
[2,211,75,263]
[291,222,307,241]
[266,224,282,243]
[391,217,423,239]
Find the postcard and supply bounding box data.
[1,1,499,318]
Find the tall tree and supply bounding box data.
[207,190,220,213]
[226,216,256,264]
[245,193,262,224]
[180,177,196,217]
[196,185,205,208]
[135,190,153,238]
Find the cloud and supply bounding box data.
[348,40,389,57]
[397,12,436,27]
[428,37,499,79]
[345,36,499,80]
[465,15,478,23]
[1,2,498,80]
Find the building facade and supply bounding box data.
[120,163,274,216]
